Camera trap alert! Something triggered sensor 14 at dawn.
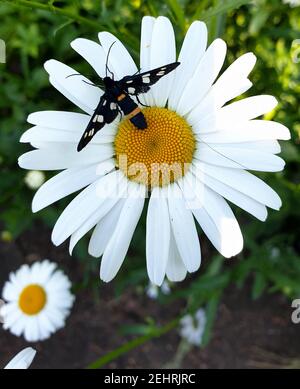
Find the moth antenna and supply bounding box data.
[82,80,103,88]
[65,74,104,88]
[65,73,81,79]
[105,41,116,79]
[197,137,249,170]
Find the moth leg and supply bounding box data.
[117,106,123,121]
[135,94,150,107]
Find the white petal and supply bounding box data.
[167,184,201,272]
[98,32,137,79]
[69,194,123,255]
[177,38,227,116]
[2,282,20,301]
[191,167,267,221]
[146,187,171,286]
[4,348,36,369]
[8,316,26,337]
[32,160,115,212]
[2,308,22,328]
[88,199,125,257]
[100,183,145,282]
[149,16,176,107]
[18,144,114,170]
[168,21,207,111]
[24,317,39,342]
[166,232,187,282]
[215,140,281,154]
[140,16,156,106]
[52,170,124,246]
[196,95,278,132]
[187,52,256,127]
[71,38,106,78]
[193,162,282,210]
[188,79,252,127]
[198,120,291,143]
[20,125,115,145]
[44,60,103,114]
[180,175,243,258]
[27,111,90,130]
[216,52,257,83]
[194,143,285,171]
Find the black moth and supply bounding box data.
[77,46,180,151]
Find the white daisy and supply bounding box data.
[18,16,290,286]
[0,260,74,342]
[24,170,45,190]
[179,308,206,346]
[3,347,36,369]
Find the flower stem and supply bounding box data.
[87,318,180,369]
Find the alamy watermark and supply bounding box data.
[291,39,300,63]
[0,39,6,63]
[291,299,300,324]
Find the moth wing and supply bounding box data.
[77,93,118,152]
[120,62,180,95]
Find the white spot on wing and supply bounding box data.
[128,87,135,94]
[97,115,104,123]
[110,103,117,110]
[143,76,151,83]
[157,70,165,76]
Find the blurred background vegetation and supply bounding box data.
[0,0,299,368]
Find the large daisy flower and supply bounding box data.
[0,260,74,342]
[19,16,290,286]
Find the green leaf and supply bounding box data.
[166,0,186,32]
[87,318,179,369]
[194,0,253,21]
[201,292,221,347]
[251,272,267,300]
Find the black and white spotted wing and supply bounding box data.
[77,61,180,151]
[77,93,118,151]
[119,62,180,96]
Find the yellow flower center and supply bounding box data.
[18,284,47,315]
[114,107,195,187]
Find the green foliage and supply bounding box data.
[0,0,299,367]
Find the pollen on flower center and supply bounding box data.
[114,107,196,187]
[19,284,47,315]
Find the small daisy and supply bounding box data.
[179,308,206,346]
[24,170,45,190]
[0,260,74,342]
[146,280,171,299]
[19,16,290,285]
[3,348,36,369]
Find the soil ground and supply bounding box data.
[0,223,299,369]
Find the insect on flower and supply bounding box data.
[19,17,290,286]
[72,42,180,151]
